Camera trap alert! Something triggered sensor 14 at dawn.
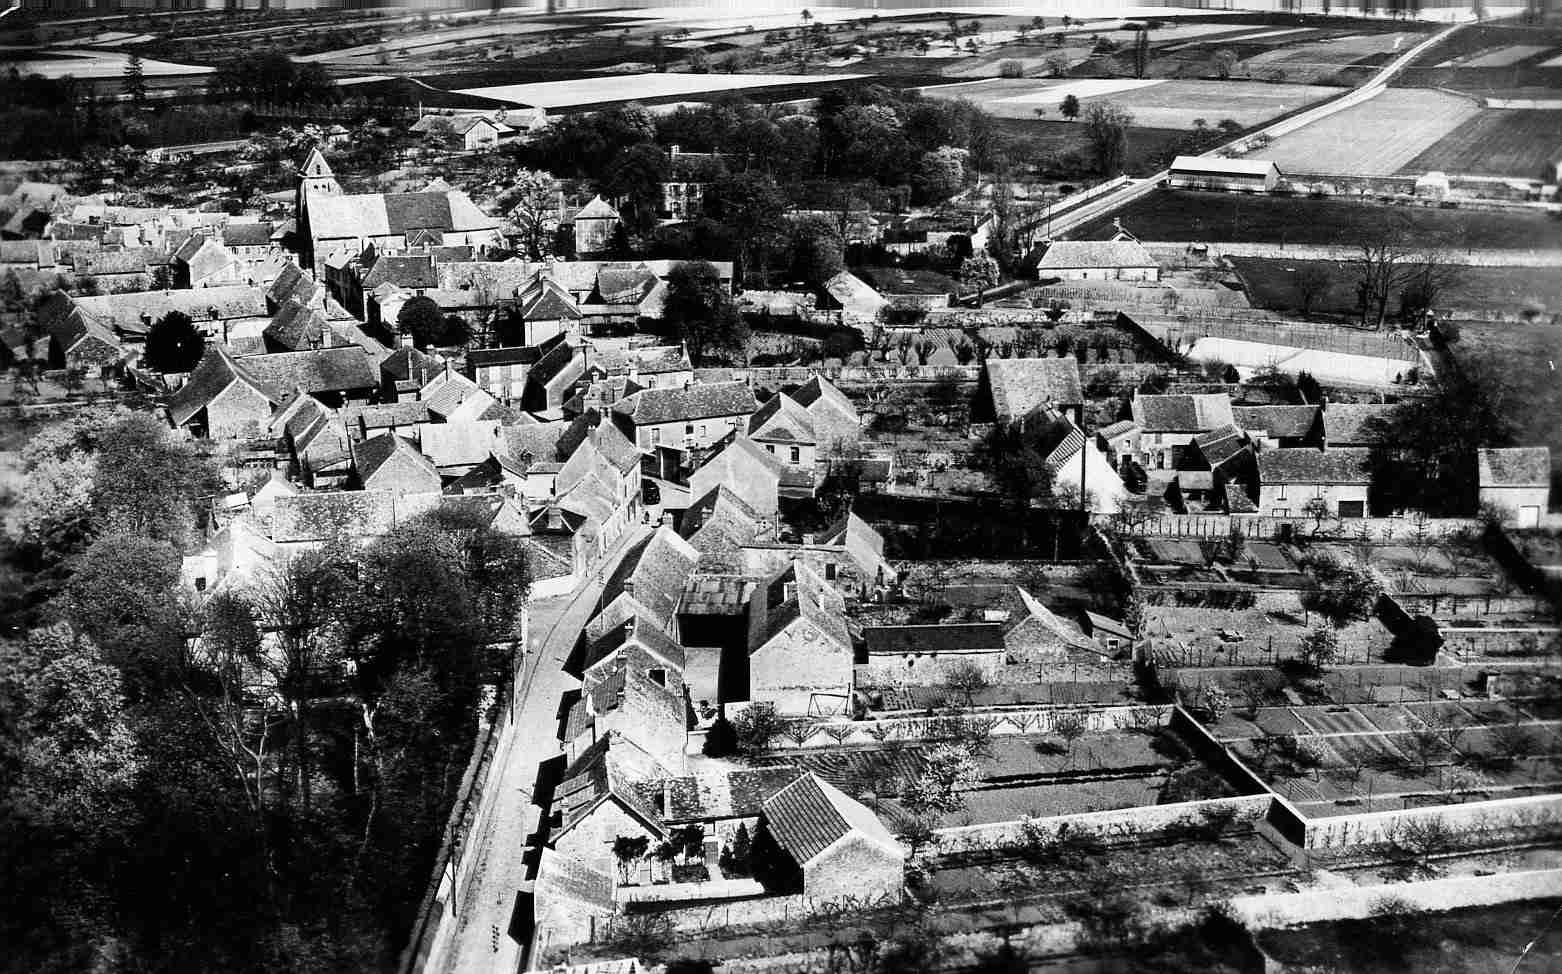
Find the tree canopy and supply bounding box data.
[664,260,748,366]
[143,310,205,374]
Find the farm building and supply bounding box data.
[409,113,514,151]
[976,356,1085,425]
[1415,171,1452,200]
[1255,447,1372,519]
[1477,447,1551,529]
[1035,240,1159,282]
[1168,156,1281,193]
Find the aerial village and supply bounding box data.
[2,2,1562,973]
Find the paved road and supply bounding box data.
[437,521,653,974]
[1039,21,1464,242]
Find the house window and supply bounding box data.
[685,423,694,435]
[766,444,775,453]
[647,668,666,687]
[650,428,660,445]
[1276,484,1287,500]
[790,447,801,464]
[825,563,837,580]
[698,424,707,438]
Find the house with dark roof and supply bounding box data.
[410,113,513,151]
[601,526,701,632]
[612,380,758,459]
[1131,392,1236,471]
[171,236,244,289]
[263,298,334,353]
[977,356,1084,425]
[466,337,557,402]
[168,344,287,439]
[565,658,687,766]
[747,561,853,716]
[513,272,583,347]
[1182,423,1257,511]
[379,345,439,402]
[1035,239,1159,282]
[549,733,673,876]
[523,338,587,413]
[1232,404,1321,450]
[44,310,124,376]
[1478,447,1550,528]
[791,375,859,451]
[241,346,379,408]
[1256,447,1373,519]
[759,773,904,900]
[269,389,352,484]
[1321,401,1401,448]
[39,286,270,342]
[681,485,767,575]
[352,432,442,496]
[689,436,784,521]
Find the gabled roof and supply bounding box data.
[1192,423,1249,468]
[267,489,434,544]
[554,733,669,840]
[241,346,378,395]
[761,773,899,864]
[593,266,658,306]
[221,222,273,249]
[1132,393,1234,433]
[792,375,858,426]
[380,346,438,386]
[1170,155,1279,177]
[361,254,437,290]
[749,392,816,444]
[1257,447,1372,485]
[865,623,1006,656]
[169,344,286,427]
[822,270,888,315]
[605,526,700,628]
[519,275,583,321]
[1009,587,1099,654]
[1037,239,1157,271]
[1478,447,1551,489]
[681,485,765,571]
[1322,402,1400,446]
[1232,404,1321,440]
[574,195,620,221]
[66,286,269,336]
[264,297,331,352]
[614,381,757,426]
[584,611,687,675]
[354,432,439,486]
[753,561,850,653]
[305,190,500,242]
[985,357,1084,420]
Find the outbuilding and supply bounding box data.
[1035,240,1159,282]
[1168,156,1281,193]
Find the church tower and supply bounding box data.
[295,147,342,274]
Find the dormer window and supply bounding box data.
[647,668,666,687]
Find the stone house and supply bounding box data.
[1035,239,1159,282]
[1131,392,1236,471]
[689,436,784,522]
[352,432,442,496]
[748,392,818,470]
[1256,447,1373,518]
[168,344,286,440]
[747,561,853,716]
[977,356,1085,426]
[572,196,621,257]
[861,622,1008,687]
[1232,404,1322,450]
[612,380,758,457]
[1478,447,1551,528]
[759,773,904,902]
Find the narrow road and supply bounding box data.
[1042,21,1464,242]
[437,520,654,974]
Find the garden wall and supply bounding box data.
[1231,867,1562,928]
[1148,240,1562,267]
[1170,704,1310,847]
[769,703,1174,752]
[1099,513,1483,542]
[1301,792,1562,852]
[606,888,907,937]
[930,793,1273,856]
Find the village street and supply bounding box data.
[439,521,656,974]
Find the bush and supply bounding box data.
[999,59,1024,78]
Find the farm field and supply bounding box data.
[1399,109,1562,180]
[0,48,211,78]
[1230,258,1562,317]
[1234,29,1427,83]
[453,70,869,108]
[1442,43,1553,68]
[1258,88,1481,175]
[926,76,1336,128]
[1392,22,1562,94]
[1076,190,1562,250]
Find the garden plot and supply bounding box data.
[1258,88,1481,175]
[454,71,869,108]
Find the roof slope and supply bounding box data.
[761,773,899,864]
[986,357,1084,420]
[615,381,757,426]
[1132,393,1234,433]
[1037,239,1157,270]
[1478,447,1551,488]
[1257,447,1372,485]
[169,344,286,426]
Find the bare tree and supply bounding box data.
[1294,263,1333,314]
[942,659,990,709]
[1352,217,1416,330]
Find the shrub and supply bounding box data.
[999,59,1024,77]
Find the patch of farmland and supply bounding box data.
[1259,88,1480,175]
[1399,109,1562,180]
[1238,31,1424,83]
[453,71,869,108]
[920,77,1163,118]
[1439,44,1551,68]
[1230,258,1562,318]
[2,49,211,78]
[1072,79,1338,129]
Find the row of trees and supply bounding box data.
[2,408,530,969]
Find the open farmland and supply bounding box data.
[1258,88,1481,175]
[1076,190,1562,249]
[1230,258,1562,317]
[1400,109,1562,180]
[1392,23,1562,94]
[1228,29,1428,83]
[924,76,1335,128]
[453,70,869,108]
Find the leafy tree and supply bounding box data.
[901,743,980,815]
[1298,626,1341,673]
[1083,102,1133,175]
[601,142,669,232]
[704,172,790,284]
[499,168,561,260]
[143,310,204,373]
[1198,684,1230,722]
[1299,551,1383,628]
[664,259,747,366]
[396,295,460,348]
[959,252,1000,297]
[124,53,147,106]
[913,146,967,202]
[788,215,845,285]
[90,414,217,548]
[731,701,786,757]
[1059,93,1081,120]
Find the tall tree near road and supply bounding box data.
[1083,102,1133,175]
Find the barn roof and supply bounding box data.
[1037,239,1157,271]
[1478,447,1551,488]
[1257,447,1372,485]
[761,773,898,864]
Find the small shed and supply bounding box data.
[1414,170,1452,200]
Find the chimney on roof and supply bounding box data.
[622,580,635,597]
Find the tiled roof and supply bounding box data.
[1478,447,1551,488]
[467,344,546,368]
[168,344,285,427]
[221,222,273,249]
[755,561,850,652]
[761,773,898,864]
[615,381,757,426]
[635,765,803,823]
[605,526,700,628]
[361,254,437,290]
[594,266,658,305]
[1232,404,1321,440]
[1097,419,1137,440]
[1170,155,1278,177]
[380,346,438,386]
[354,432,438,484]
[1192,423,1249,467]
[343,400,430,432]
[682,486,765,571]
[1132,393,1234,433]
[864,623,1007,656]
[575,195,620,221]
[986,357,1084,420]
[69,286,269,336]
[267,489,432,543]
[749,392,815,444]
[420,420,502,469]
[1037,239,1157,270]
[1257,447,1372,485]
[555,733,668,838]
[241,347,378,395]
[1322,402,1400,446]
[520,276,582,321]
[264,298,331,352]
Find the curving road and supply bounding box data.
[1038,21,1465,242]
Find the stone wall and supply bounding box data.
[1231,867,1562,928]
[932,793,1273,856]
[1302,791,1562,852]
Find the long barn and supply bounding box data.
[1168,156,1282,193]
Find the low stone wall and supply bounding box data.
[770,703,1173,751]
[607,888,906,936]
[1101,513,1483,543]
[617,876,764,904]
[1231,867,1562,928]
[1302,791,1562,852]
[932,793,1273,856]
